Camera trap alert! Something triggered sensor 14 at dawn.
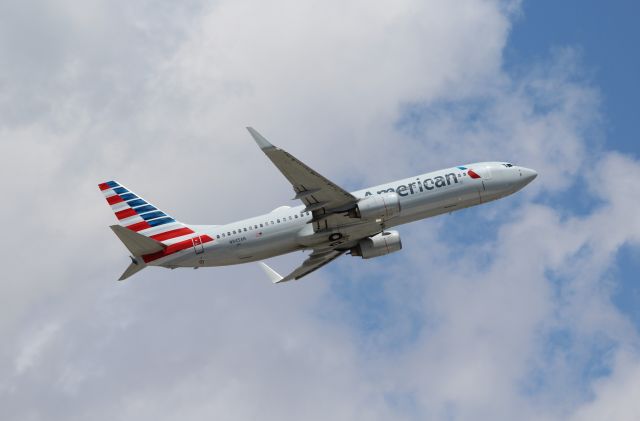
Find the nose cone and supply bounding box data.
[519,167,538,186]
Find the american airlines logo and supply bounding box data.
[458,166,481,179]
[364,171,466,197]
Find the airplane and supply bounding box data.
[99,128,537,283]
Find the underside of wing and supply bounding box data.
[247,128,358,227]
[260,248,346,284]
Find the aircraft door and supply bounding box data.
[192,236,204,254]
[474,165,492,193]
[475,165,492,180]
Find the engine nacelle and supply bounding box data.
[350,230,402,259]
[354,192,401,220]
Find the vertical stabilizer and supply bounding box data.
[98,181,196,244]
[99,181,215,277]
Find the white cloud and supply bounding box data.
[14,323,60,374]
[570,350,640,421]
[1,0,639,420]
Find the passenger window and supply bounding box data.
[294,214,298,219]
[216,235,220,239]
[277,219,280,223]
[227,232,230,236]
[260,223,263,228]
[243,228,247,232]
[233,230,236,234]
[222,233,226,238]
[254,225,258,229]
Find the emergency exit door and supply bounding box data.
[192,236,204,254]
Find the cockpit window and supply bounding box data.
[502,163,514,168]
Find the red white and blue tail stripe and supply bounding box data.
[99,181,213,264]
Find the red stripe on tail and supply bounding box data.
[115,208,137,220]
[107,195,124,205]
[126,221,152,232]
[142,238,193,263]
[143,235,214,263]
[151,227,195,241]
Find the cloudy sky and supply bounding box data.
[2,0,639,419]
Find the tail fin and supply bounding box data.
[99,181,215,279]
[98,180,196,243]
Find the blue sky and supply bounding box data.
[2,1,640,420]
[507,0,640,157]
[509,0,640,344]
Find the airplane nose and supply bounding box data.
[519,167,538,185]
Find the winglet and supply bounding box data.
[258,261,284,284]
[247,127,276,151]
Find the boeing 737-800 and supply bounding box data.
[99,128,537,282]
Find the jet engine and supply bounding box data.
[350,230,402,259]
[352,192,401,220]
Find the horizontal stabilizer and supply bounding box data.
[110,225,165,256]
[119,259,146,281]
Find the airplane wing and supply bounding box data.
[247,128,358,227]
[258,248,346,283]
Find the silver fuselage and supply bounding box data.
[155,162,537,268]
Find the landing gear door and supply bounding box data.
[192,236,204,254]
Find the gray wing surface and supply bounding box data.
[248,127,365,282]
[247,127,358,231]
[260,249,346,284]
